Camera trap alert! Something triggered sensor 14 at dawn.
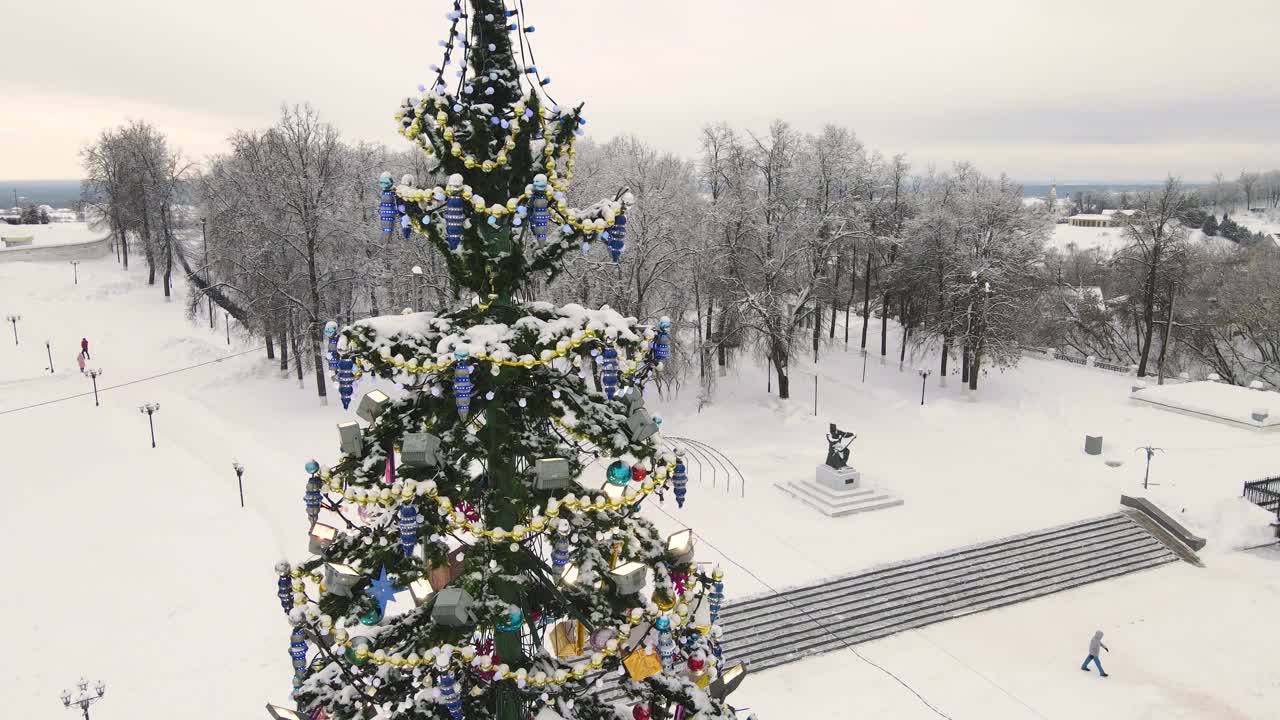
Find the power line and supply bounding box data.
[647,502,956,720]
[0,346,265,416]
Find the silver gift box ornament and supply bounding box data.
[625,409,659,441]
[431,587,474,626]
[534,457,571,489]
[610,561,647,595]
[337,421,363,454]
[401,432,441,467]
[324,562,361,597]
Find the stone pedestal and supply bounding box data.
[816,464,861,490]
[775,465,902,518]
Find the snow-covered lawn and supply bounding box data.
[2,255,1276,719]
[1132,380,1280,430]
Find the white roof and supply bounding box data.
[1069,214,1113,221]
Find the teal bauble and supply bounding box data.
[497,606,523,632]
[359,606,383,626]
[305,459,320,474]
[606,460,631,486]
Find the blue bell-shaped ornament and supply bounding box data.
[438,672,464,719]
[606,214,627,262]
[337,356,355,409]
[709,565,724,624]
[398,504,419,558]
[304,475,323,525]
[600,347,619,399]
[289,626,308,672]
[551,519,571,571]
[655,316,672,361]
[672,453,688,508]
[655,615,675,667]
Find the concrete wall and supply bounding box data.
[0,236,112,263]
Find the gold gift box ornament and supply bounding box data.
[550,620,589,658]
[623,648,663,682]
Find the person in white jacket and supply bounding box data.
[1080,630,1109,677]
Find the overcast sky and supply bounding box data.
[4,0,1278,182]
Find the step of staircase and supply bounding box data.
[720,513,1177,672]
[775,480,904,516]
[597,513,1178,703]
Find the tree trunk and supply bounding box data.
[899,303,910,368]
[1156,284,1176,385]
[969,339,982,391]
[941,334,950,376]
[159,205,173,298]
[880,292,890,357]
[845,243,857,346]
[278,316,290,375]
[829,252,841,340]
[961,339,971,383]
[773,346,790,400]
[1136,262,1160,377]
[265,323,276,360]
[812,301,821,363]
[860,252,873,349]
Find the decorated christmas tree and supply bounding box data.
[270,3,745,719]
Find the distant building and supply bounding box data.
[1068,209,1138,228]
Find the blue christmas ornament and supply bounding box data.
[304,475,323,525]
[496,605,523,633]
[398,504,419,558]
[337,356,355,409]
[444,196,465,250]
[709,568,724,625]
[550,517,570,568]
[438,673,464,719]
[606,214,627,262]
[453,356,473,420]
[672,453,688,508]
[655,615,675,668]
[655,317,672,361]
[530,173,550,243]
[305,459,320,474]
[289,626,308,672]
[606,460,631,486]
[378,173,397,235]
[600,347,619,399]
[277,572,293,613]
[365,565,399,616]
[324,321,340,371]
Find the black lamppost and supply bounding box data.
[70,260,80,284]
[139,402,161,447]
[918,367,932,405]
[86,368,103,406]
[45,339,54,373]
[860,348,868,383]
[6,314,20,345]
[60,678,106,719]
[202,218,214,328]
[233,461,245,507]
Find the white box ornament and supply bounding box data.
[431,587,474,626]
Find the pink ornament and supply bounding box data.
[384,448,396,485]
[632,704,651,720]
[687,656,705,672]
[631,465,648,482]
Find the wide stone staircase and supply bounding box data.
[598,512,1180,702]
[719,512,1178,672]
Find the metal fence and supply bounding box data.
[1243,477,1280,519]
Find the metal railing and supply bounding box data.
[1243,477,1280,519]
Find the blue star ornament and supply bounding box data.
[366,565,400,615]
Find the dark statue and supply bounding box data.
[825,423,856,469]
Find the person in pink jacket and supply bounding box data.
[76,351,86,374]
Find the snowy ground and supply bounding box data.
[0,220,101,249]
[1132,381,1280,430]
[2,255,1277,719]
